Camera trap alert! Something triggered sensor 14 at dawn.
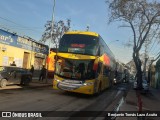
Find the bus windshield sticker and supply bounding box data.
[71,44,85,48]
[68,48,85,53]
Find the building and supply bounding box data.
[0,29,49,70]
[126,60,136,76]
[154,59,160,88]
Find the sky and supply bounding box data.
[0,0,138,63]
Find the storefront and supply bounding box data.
[0,29,48,70]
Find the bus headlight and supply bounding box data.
[54,78,60,82]
[83,82,94,86]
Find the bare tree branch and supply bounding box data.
[106,0,160,90]
[40,19,71,48]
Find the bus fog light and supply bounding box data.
[83,82,94,86]
[54,78,60,82]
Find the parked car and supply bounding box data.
[133,79,149,91]
[0,66,32,88]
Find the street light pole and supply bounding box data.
[51,0,56,42]
[46,0,56,83]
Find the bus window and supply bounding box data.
[55,57,95,80]
[59,34,98,55]
[103,66,110,77]
[77,63,85,79]
[97,63,102,74]
[86,61,95,79]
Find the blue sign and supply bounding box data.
[0,29,18,46]
[0,29,48,54]
[17,36,49,54]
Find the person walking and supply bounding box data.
[39,65,46,82]
[30,65,34,75]
[10,61,16,66]
[30,65,34,81]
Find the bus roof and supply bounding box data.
[65,31,99,37]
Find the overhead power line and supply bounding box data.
[0,16,42,33]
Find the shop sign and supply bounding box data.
[0,29,18,46]
[0,29,49,54]
[17,37,48,54]
[35,53,46,58]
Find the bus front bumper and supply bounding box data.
[53,78,95,95]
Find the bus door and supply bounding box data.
[103,66,111,89]
[97,62,103,91]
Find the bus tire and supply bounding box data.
[0,79,7,88]
[109,79,113,88]
[97,82,102,94]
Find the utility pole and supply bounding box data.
[86,25,89,31]
[46,0,56,83]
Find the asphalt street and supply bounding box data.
[0,83,129,120]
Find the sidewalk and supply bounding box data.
[116,84,160,120]
[29,77,53,88]
[141,87,160,112]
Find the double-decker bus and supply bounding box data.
[114,62,125,84]
[53,31,116,95]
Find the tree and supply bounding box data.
[106,0,160,89]
[40,19,71,48]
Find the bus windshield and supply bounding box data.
[55,57,95,80]
[59,34,99,55]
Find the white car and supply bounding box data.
[133,80,149,91]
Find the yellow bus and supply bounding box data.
[47,49,57,78]
[53,31,116,95]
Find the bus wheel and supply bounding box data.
[0,79,7,88]
[97,83,102,94]
[109,80,113,88]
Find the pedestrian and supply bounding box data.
[30,65,34,80]
[30,65,34,75]
[39,65,46,82]
[10,61,16,66]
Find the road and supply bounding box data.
[0,83,130,120]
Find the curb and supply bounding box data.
[24,84,52,89]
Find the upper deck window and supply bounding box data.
[59,34,99,56]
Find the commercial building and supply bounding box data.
[0,29,48,70]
